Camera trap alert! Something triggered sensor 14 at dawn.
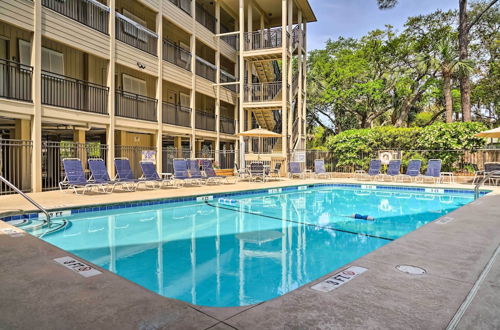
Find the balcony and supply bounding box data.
[168,0,192,16]
[162,102,192,128]
[220,116,235,134]
[116,90,157,122]
[195,111,216,131]
[220,70,237,92]
[195,57,216,82]
[0,59,32,102]
[42,0,109,34]
[163,40,192,71]
[116,13,158,56]
[244,82,283,103]
[244,27,289,51]
[196,3,216,33]
[41,71,108,114]
[220,24,238,50]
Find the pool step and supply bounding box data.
[15,219,70,238]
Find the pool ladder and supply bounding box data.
[474,170,500,200]
[0,175,51,226]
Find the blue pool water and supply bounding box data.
[34,185,475,307]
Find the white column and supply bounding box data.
[190,1,197,158]
[287,0,293,151]
[156,9,163,172]
[215,0,221,163]
[297,10,303,144]
[280,0,288,158]
[31,0,42,192]
[106,0,117,177]
[238,0,245,166]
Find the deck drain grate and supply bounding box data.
[396,265,426,275]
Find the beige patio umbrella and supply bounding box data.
[475,127,500,138]
[237,127,282,161]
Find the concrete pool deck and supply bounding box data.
[0,178,499,329]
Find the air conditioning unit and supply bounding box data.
[378,150,402,165]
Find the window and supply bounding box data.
[18,39,31,65]
[180,93,190,108]
[42,47,64,75]
[122,74,146,96]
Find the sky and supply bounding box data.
[308,0,458,50]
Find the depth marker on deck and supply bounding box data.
[54,256,102,278]
[311,266,368,292]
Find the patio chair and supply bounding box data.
[417,159,442,183]
[59,158,106,194]
[187,159,209,184]
[114,157,150,190]
[396,159,422,182]
[289,162,305,179]
[173,159,200,186]
[314,159,330,179]
[88,158,131,192]
[359,160,382,181]
[268,162,282,181]
[201,159,237,184]
[140,161,176,188]
[379,160,401,181]
[249,162,268,182]
[235,163,250,181]
[484,162,500,185]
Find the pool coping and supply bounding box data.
[1,178,499,329]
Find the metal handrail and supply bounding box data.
[474,170,500,199]
[0,175,51,225]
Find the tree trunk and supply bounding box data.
[443,69,454,123]
[459,0,472,121]
[394,100,411,127]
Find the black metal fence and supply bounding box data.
[196,57,216,82]
[116,90,158,122]
[244,28,288,50]
[220,70,237,92]
[244,82,283,102]
[0,59,32,102]
[195,111,216,131]
[42,141,108,191]
[162,147,191,174]
[196,3,216,33]
[115,145,156,179]
[162,102,192,127]
[42,0,109,34]
[221,34,238,50]
[168,0,192,15]
[220,116,235,134]
[42,71,108,114]
[0,139,32,195]
[116,13,158,56]
[163,39,192,71]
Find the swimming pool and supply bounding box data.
[20,184,481,307]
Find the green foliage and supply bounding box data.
[326,122,487,171]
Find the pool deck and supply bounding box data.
[1,178,499,329]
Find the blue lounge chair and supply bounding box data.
[114,158,149,189]
[314,159,330,179]
[140,161,175,188]
[359,160,382,181]
[60,158,105,194]
[397,159,422,182]
[188,159,209,184]
[379,160,401,181]
[417,159,442,183]
[201,159,234,184]
[88,158,130,192]
[289,162,305,179]
[249,162,268,182]
[173,159,199,186]
[268,162,282,181]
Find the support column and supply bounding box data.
[74,129,86,168]
[174,136,183,158]
[287,0,293,152]
[303,22,308,139]
[190,2,197,159]
[31,0,42,192]
[14,119,31,140]
[15,119,31,191]
[215,0,221,163]
[238,0,245,167]
[280,0,288,159]
[107,0,117,177]
[297,10,303,144]
[156,9,163,172]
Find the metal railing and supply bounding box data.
[220,116,235,134]
[0,59,32,102]
[41,71,108,114]
[195,111,216,131]
[292,25,300,49]
[168,0,192,15]
[115,90,158,122]
[195,57,216,82]
[196,3,216,33]
[116,13,158,56]
[244,82,282,102]
[42,0,109,34]
[475,170,500,199]
[220,69,237,92]
[244,27,289,51]
[221,34,239,50]
[244,137,282,154]
[42,141,107,191]
[162,102,192,127]
[163,39,192,71]
[0,139,32,195]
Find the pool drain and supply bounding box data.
[396,265,426,275]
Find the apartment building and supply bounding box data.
[0,0,315,193]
